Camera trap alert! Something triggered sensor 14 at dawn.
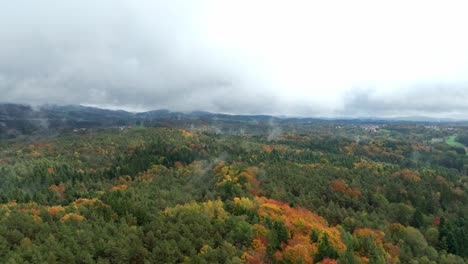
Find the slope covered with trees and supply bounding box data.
[0,122,466,263]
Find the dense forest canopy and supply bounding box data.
[0,119,466,263]
[2,0,468,263]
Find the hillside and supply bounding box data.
[0,120,466,263]
[2,104,468,140]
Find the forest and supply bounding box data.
[0,121,466,263]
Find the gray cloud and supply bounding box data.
[342,84,468,118]
[0,1,260,112]
[0,1,467,118]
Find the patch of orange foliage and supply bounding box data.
[15,204,42,222]
[346,189,362,199]
[330,180,347,192]
[49,183,65,193]
[353,228,385,246]
[213,161,226,173]
[344,142,405,161]
[262,144,289,153]
[330,180,361,199]
[354,160,373,169]
[19,208,39,215]
[0,200,17,209]
[47,167,55,174]
[60,213,85,223]
[279,234,318,263]
[47,206,65,215]
[392,169,421,182]
[256,196,346,251]
[388,223,405,233]
[111,184,128,191]
[436,176,449,186]
[384,242,400,263]
[174,161,184,169]
[242,230,268,264]
[359,256,370,264]
[322,258,338,264]
[30,151,42,158]
[180,129,195,138]
[251,237,266,249]
[72,198,109,209]
[243,197,346,263]
[242,249,265,264]
[72,198,97,206]
[281,242,315,263]
[262,145,273,153]
[344,142,358,154]
[215,163,261,195]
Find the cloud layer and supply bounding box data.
[1,0,468,118]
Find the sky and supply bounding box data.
[1,0,468,118]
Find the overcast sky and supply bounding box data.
[1,0,468,118]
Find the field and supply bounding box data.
[446,135,466,148]
[379,128,392,134]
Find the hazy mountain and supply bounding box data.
[1,103,467,139]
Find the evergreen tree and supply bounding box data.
[315,234,338,262]
[411,209,424,228]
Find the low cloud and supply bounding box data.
[342,84,468,118]
[1,1,468,118]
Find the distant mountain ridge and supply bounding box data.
[0,103,467,138]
